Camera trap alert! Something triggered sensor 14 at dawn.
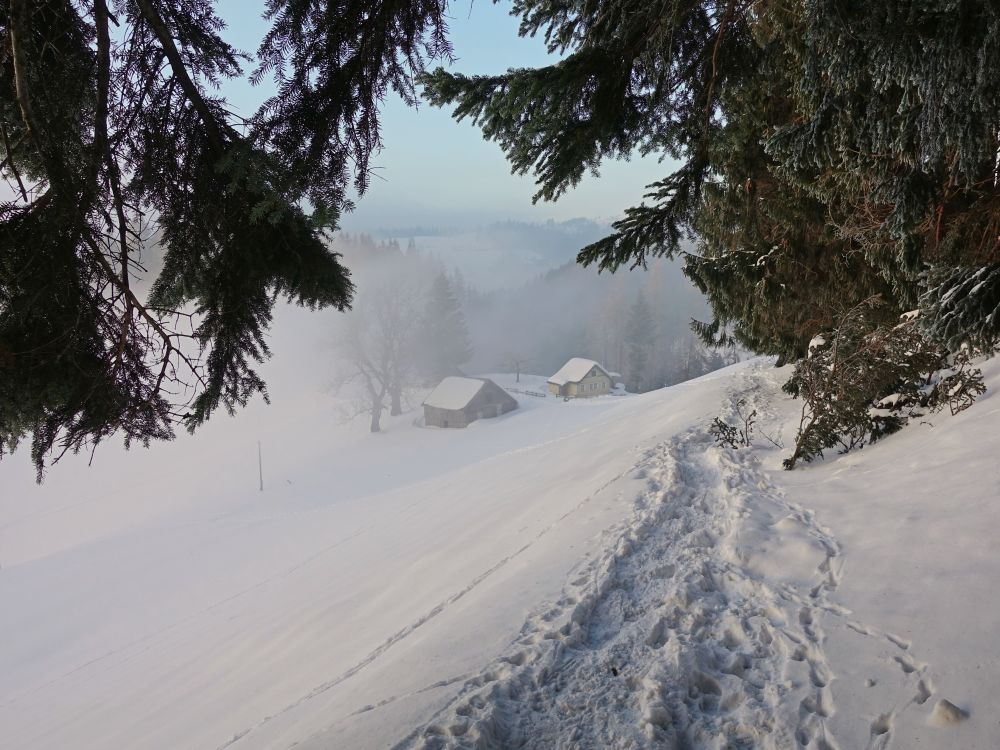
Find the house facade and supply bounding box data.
[547,358,613,398]
[423,377,518,428]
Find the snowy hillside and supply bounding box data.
[400,362,1000,750]
[2,324,998,749]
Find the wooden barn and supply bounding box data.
[423,377,518,428]
[547,358,614,398]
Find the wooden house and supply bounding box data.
[547,358,613,398]
[423,377,518,428]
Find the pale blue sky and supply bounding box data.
[216,1,672,231]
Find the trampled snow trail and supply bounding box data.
[396,370,934,750]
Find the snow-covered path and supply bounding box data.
[397,368,981,750]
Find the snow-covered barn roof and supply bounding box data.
[423,377,489,410]
[547,358,611,386]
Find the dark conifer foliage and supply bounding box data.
[422,1,1000,361]
[0,1,448,478]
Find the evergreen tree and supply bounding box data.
[450,268,468,306]
[677,335,710,384]
[782,302,984,469]
[589,275,629,373]
[418,273,474,382]
[421,0,1000,361]
[624,292,655,392]
[0,1,450,478]
[10,1,1000,476]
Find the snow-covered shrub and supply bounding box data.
[710,398,756,449]
[930,349,987,416]
[783,301,986,469]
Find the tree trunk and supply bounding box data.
[370,396,384,432]
[390,384,402,416]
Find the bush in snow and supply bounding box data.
[932,349,987,416]
[783,299,986,469]
[710,398,756,449]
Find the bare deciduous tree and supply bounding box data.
[503,355,531,383]
[336,281,421,432]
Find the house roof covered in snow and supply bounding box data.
[423,377,490,410]
[547,358,611,386]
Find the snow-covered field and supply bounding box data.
[2,308,999,749]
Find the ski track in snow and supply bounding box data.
[393,368,936,750]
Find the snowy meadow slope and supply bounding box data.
[2,306,999,750]
[400,361,1000,750]
[0,302,735,750]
